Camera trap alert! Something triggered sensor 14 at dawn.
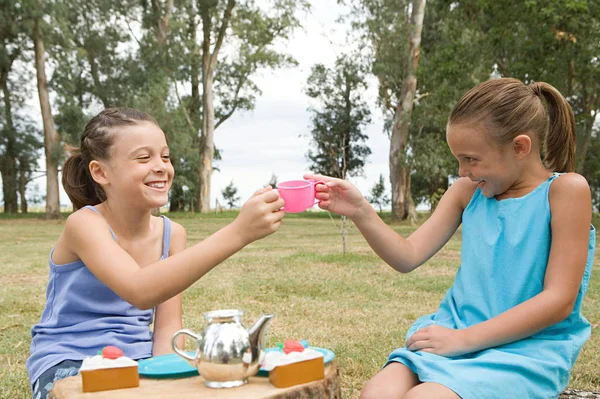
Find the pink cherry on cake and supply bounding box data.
[101,346,124,359]
[283,340,305,354]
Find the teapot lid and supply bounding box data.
[204,309,243,322]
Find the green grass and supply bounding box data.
[0,212,599,398]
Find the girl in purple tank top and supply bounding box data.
[27,108,285,399]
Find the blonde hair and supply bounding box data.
[448,78,576,172]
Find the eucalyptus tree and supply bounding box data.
[305,54,371,255]
[305,55,372,179]
[0,0,26,213]
[345,0,426,223]
[367,174,390,214]
[1,0,44,214]
[221,180,240,209]
[406,0,489,210]
[32,7,62,218]
[15,118,43,213]
[190,0,308,212]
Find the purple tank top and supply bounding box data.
[27,206,172,384]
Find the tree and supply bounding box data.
[386,0,426,223]
[440,0,600,172]
[367,174,390,213]
[33,12,61,219]
[267,173,278,189]
[194,0,308,212]
[0,0,27,213]
[305,55,372,178]
[221,180,240,209]
[0,1,44,215]
[347,0,425,223]
[305,54,371,255]
[432,0,600,197]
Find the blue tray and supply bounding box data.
[138,347,335,379]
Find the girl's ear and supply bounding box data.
[512,134,532,159]
[89,160,109,186]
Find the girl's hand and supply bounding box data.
[233,186,285,244]
[303,173,369,220]
[405,325,471,357]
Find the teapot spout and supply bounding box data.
[247,314,274,360]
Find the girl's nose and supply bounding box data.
[152,159,167,173]
[458,165,468,178]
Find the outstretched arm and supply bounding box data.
[64,187,285,310]
[407,173,592,356]
[306,173,475,273]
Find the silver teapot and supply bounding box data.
[172,309,273,388]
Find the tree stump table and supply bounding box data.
[49,363,341,399]
[559,389,600,398]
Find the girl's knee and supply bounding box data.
[360,363,419,399]
[360,379,397,399]
[403,382,461,399]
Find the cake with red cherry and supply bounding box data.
[261,340,325,388]
[80,346,139,392]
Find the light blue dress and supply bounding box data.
[387,174,596,399]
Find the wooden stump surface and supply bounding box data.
[49,362,341,399]
[559,389,600,399]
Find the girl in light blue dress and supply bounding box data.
[306,77,595,399]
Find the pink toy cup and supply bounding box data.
[276,179,325,213]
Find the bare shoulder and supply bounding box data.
[168,220,187,254]
[447,177,478,210]
[549,173,592,223]
[170,220,186,240]
[57,207,115,261]
[64,207,107,236]
[549,173,591,202]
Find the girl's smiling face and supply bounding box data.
[446,123,518,198]
[102,121,174,208]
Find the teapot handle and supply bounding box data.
[172,329,199,363]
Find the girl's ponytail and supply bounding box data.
[529,82,576,173]
[61,145,106,210]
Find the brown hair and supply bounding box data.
[448,77,576,172]
[62,108,158,210]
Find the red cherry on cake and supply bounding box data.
[283,340,305,354]
[101,346,124,359]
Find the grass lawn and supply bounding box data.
[0,211,599,399]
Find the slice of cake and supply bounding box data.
[80,346,139,393]
[262,342,325,388]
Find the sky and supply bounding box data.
[8,0,394,211]
[209,0,391,210]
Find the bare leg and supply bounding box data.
[360,363,420,399]
[403,382,461,399]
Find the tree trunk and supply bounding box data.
[197,0,235,212]
[33,17,61,219]
[18,159,29,214]
[575,113,594,173]
[152,0,173,48]
[198,69,215,212]
[0,69,19,213]
[389,0,425,223]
